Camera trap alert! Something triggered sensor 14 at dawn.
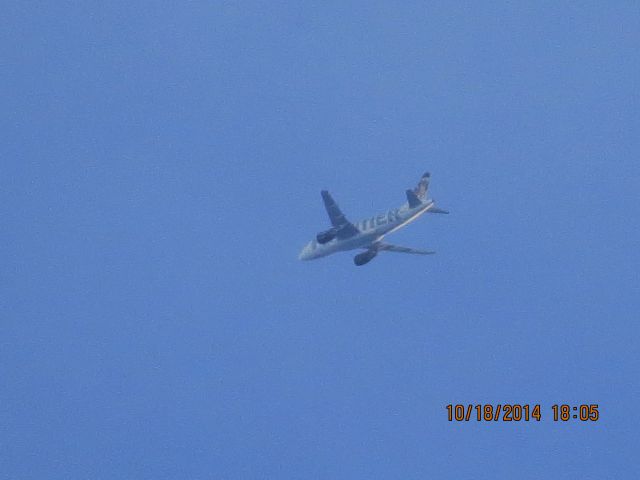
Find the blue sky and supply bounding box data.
[2,2,639,478]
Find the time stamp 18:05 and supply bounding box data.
[446,404,600,422]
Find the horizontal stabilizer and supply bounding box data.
[427,206,449,214]
[406,189,422,208]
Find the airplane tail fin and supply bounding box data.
[414,172,430,200]
[410,172,449,213]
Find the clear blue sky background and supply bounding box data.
[3,2,639,478]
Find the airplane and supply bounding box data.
[298,172,448,266]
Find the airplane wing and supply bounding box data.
[377,243,435,255]
[321,190,359,238]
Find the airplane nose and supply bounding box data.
[298,243,312,261]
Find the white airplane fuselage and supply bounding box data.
[298,199,434,261]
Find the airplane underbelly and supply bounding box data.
[337,233,377,251]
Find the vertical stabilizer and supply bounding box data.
[414,172,430,200]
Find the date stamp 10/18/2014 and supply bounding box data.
[446,404,600,422]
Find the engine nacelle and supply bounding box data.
[316,228,338,244]
[354,249,378,266]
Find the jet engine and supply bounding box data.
[316,227,338,244]
[354,249,378,266]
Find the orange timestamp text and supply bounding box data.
[446,404,599,422]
